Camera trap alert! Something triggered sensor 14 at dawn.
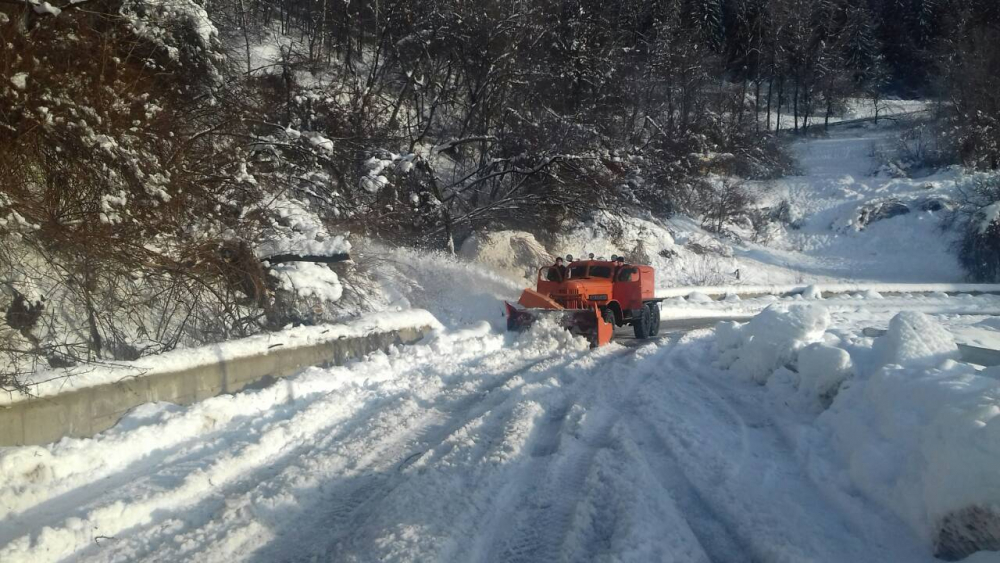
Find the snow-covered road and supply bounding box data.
[1,315,940,562]
[8,120,1000,562]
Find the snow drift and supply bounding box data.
[718,307,1000,559]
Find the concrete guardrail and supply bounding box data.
[862,327,1000,367]
[657,283,1000,301]
[0,324,434,447]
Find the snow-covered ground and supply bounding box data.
[4,121,1000,562]
[543,112,966,290]
[5,293,998,562]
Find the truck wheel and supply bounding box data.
[633,306,651,339]
[648,303,661,336]
[601,308,615,326]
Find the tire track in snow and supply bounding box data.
[0,383,337,527]
[486,340,680,563]
[622,341,779,563]
[156,341,598,562]
[256,353,583,562]
[628,335,932,563]
[285,346,647,562]
[491,408,621,563]
[463,344,654,563]
[626,418,758,563]
[63,385,417,563]
[167,351,572,562]
[4,337,550,563]
[0,393,328,548]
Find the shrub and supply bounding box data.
[955,175,1000,282]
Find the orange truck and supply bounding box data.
[504,260,663,346]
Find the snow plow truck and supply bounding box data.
[504,260,664,347]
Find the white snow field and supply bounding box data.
[5,122,1000,562]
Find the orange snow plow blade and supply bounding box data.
[517,288,563,310]
[504,300,613,348]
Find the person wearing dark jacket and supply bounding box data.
[548,257,567,281]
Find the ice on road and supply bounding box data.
[0,319,933,563]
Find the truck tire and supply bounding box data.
[601,308,615,326]
[647,303,661,336]
[633,305,651,339]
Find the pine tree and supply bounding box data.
[841,0,880,87]
[684,0,725,51]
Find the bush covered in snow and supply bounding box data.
[0,1,355,389]
[956,174,1000,282]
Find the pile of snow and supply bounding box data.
[553,213,676,264]
[871,311,959,371]
[716,304,831,384]
[820,358,1000,558]
[797,343,855,407]
[458,230,553,283]
[817,312,999,559]
[802,285,823,299]
[720,307,1000,559]
[511,315,591,354]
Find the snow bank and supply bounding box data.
[871,311,959,371]
[819,358,1000,557]
[457,230,553,283]
[0,309,442,406]
[717,304,830,384]
[720,307,1000,558]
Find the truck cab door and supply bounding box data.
[536,267,563,296]
[612,267,641,309]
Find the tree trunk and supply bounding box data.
[766,76,773,132]
[776,78,784,132]
[825,92,833,130]
[755,79,762,133]
[239,0,251,74]
[793,75,800,133]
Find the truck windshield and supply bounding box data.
[568,265,588,279]
[617,267,637,281]
[589,266,612,278]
